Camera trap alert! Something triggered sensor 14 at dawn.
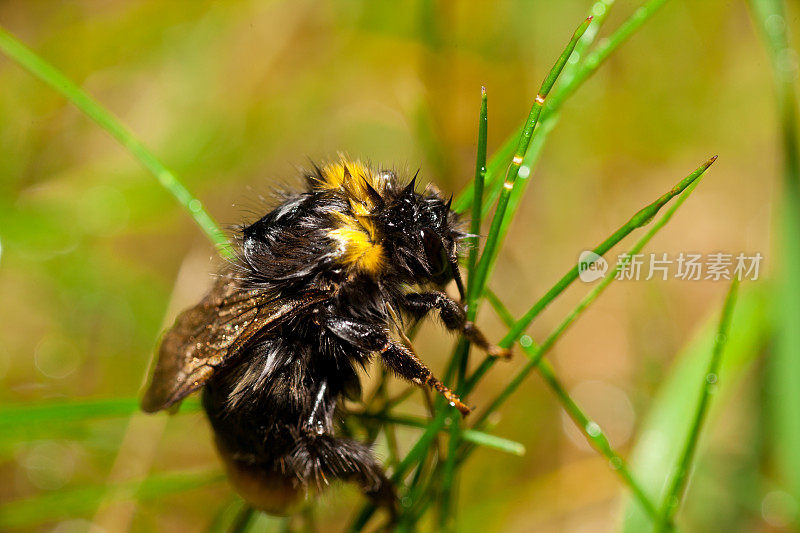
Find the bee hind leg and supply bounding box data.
[287,431,397,518]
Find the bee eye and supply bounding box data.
[421,228,448,278]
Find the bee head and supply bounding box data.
[379,177,465,289]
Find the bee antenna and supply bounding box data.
[303,158,325,188]
[404,172,419,196]
[308,158,324,179]
[362,177,385,208]
[445,194,453,210]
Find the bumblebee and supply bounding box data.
[141,157,508,516]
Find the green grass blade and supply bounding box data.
[470,159,713,430]
[409,161,711,527]
[0,398,201,433]
[0,398,139,429]
[452,0,671,216]
[350,2,679,527]
[621,285,771,531]
[485,293,659,520]
[0,26,232,257]
[0,469,223,530]
[499,155,717,346]
[655,279,739,530]
[465,87,489,304]
[547,0,671,113]
[469,16,593,303]
[460,429,525,457]
[352,144,713,533]
[228,505,257,533]
[748,0,800,525]
[452,128,518,215]
[464,156,717,393]
[555,0,615,89]
[438,87,489,530]
[437,419,462,530]
[436,19,591,528]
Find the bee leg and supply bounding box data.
[290,378,398,519]
[321,315,472,415]
[402,292,512,359]
[379,340,472,416]
[288,431,397,519]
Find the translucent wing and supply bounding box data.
[141,273,331,412]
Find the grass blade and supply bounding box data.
[469,157,715,421]
[485,294,659,520]
[0,469,223,530]
[0,26,232,257]
[748,0,800,526]
[351,2,680,527]
[464,156,717,393]
[406,156,713,520]
[465,87,489,305]
[350,157,715,533]
[547,0,671,113]
[655,279,739,530]
[452,0,672,217]
[459,162,711,522]
[621,284,771,531]
[469,16,593,302]
[438,85,488,531]
[460,429,525,457]
[0,398,201,433]
[437,19,591,528]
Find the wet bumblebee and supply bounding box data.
[141,157,508,516]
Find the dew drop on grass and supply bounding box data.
[592,2,607,17]
[706,373,718,385]
[520,335,533,348]
[766,14,785,35]
[585,421,602,437]
[762,490,797,528]
[669,496,680,510]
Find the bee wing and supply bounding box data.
[141,274,330,413]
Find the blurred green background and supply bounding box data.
[0,0,798,531]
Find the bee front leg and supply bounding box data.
[402,292,511,359]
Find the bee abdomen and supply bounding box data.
[214,434,309,516]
